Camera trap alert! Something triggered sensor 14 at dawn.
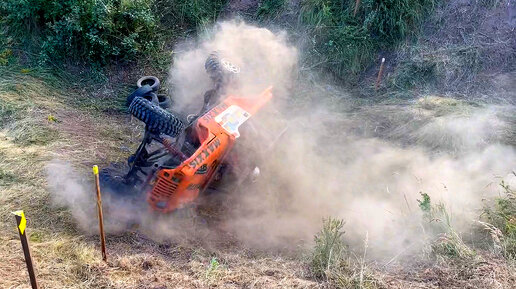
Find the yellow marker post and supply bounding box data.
[93,165,107,261]
[13,210,39,289]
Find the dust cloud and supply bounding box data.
[46,161,212,241]
[168,21,297,115]
[168,20,516,259]
[46,20,516,262]
[46,161,97,232]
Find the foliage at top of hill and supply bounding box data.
[0,0,227,66]
[299,0,438,81]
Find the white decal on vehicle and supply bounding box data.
[215,105,251,138]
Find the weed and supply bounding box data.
[311,217,347,278]
[418,192,431,213]
[418,193,475,260]
[205,257,223,283]
[310,218,382,288]
[481,177,516,260]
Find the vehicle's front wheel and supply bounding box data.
[205,51,240,85]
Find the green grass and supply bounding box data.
[71,95,127,114]
[310,218,347,278]
[299,0,438,81]
[153,0,227,33]
[0,167,19,186]
[309,218,381,288]
[418,193,476,260]
[0,65,62,145]
[482,177,516,260]
[8,118,59,146]
[0,98,19,126]
[257,0,286,19]
[388,44,483,91]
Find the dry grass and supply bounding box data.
[383,254,516,288]
[0,68,319,288]
[0,66,514,288]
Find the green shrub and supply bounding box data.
[482,178,516,259]
[311,217,347,278]
[154,0,227,32]
[1,0,159,64]
[299,0,438,80]
[310,218,381,288]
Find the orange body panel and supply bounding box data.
[147,87,273,212]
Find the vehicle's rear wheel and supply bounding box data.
[129,97,184,137]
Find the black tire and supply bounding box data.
[157,94,171,109]
[205,52,224,82]
[99,163,136,196]
[126,85,153,107]
[205,52,239,84]
[137,76,160,91]
[129,97,184,137]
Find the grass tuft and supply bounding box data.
[418,193,476,260]
[481,176,516,260]
[310,217,347,278]
[310,217,382,288]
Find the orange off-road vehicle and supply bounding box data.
[100,53,272,213]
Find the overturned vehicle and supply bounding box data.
[100,53,272,213]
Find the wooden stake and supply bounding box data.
[375,58,386,90]
[353,0,361,16]
[13,210,39,289]
[93,165,107,261]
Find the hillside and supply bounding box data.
[0,1,515,288]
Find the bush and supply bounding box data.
[0,0,160,64]
[299,0,438,80]
[153,0,227,32]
